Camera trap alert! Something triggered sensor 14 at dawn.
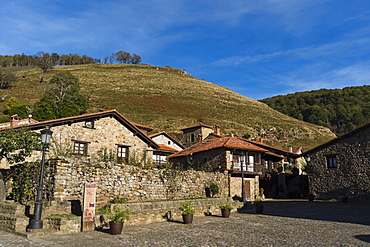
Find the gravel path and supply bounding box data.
[1,200,369,246]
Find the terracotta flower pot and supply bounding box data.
[110,222,123,235]
[182,214,193,224]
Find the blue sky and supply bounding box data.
[1,0,370,100]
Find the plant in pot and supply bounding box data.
[308,192,316,201]
[179,201,195,224]
[108,205,131,235]
[218,203,234,218]
[252,198,264,214]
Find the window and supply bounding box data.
[117,145,129,164]
[73,141,88,156]
[153,154,166,164]
[247,155,254,172]
[190,133,195,143]
[265,160,269,170]
[231,154,240,169]
[326,155,337,168]
[84,120,95,129]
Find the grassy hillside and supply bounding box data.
[0,64,336,150]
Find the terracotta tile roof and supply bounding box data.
[131,122,153,132]
[169,136,267,158]
[0,109,160,149]
[246,139,300,158]
[157,144,179,152]
[181,123,213,131]
[265,151,284,158]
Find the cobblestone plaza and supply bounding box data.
[1,200,369,246]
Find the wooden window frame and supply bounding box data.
[326,155,338,168]
[84,120,95,129]
[73,140,89,156]
[117,145,130,164]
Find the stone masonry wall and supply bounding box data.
[229,176,259,201]
[51,158,229,207]
[307,126,370,201]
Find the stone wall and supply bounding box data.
[51,158,229,206]
[97,198,243,226]
[307,126,370,202]
[229,176,259,201]
[0,202,29,233]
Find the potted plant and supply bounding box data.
[252,198,264,214]
[108,205,131,235]
[218,203,234,218]
[179,201,195,224]
[308,192,315,201]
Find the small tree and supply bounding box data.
[0,72,16,89]
[33,52,54,72]
[131,54,142,64]
[113,51,132,64]
[32,71,89,120]
[0,128,41,164]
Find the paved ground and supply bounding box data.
[1,199,370,246]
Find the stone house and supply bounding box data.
[303,122,370,202]
[181,123,220,147]
[0,110,160,168]
[169,135,268,201]
[149,131,184,165]
[171,123,303,200]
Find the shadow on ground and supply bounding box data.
[238,199,370,226]
[355,235,370,243]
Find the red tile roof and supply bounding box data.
[131,122,153,132]
[0,109,160,149]
[157,144,179,152]
[169,136,267,158]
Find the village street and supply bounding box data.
[0,199,369,246]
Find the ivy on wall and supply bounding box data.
[0,161,55,204]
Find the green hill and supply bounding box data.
[0,64,335,150]
[260,86,370,135]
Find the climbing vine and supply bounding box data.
[0,161,55,204]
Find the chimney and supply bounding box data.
[213,125,221,135]
[259,138,263,144]
[289,146,293,153]
[10,114,21,127]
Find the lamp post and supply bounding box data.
[240,152,246,205]
[28,128,53,230]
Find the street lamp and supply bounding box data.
[240,152,246,205]
[28,128,53,230]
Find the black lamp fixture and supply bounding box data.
[28,128,53,230]
[240,151,246,205]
